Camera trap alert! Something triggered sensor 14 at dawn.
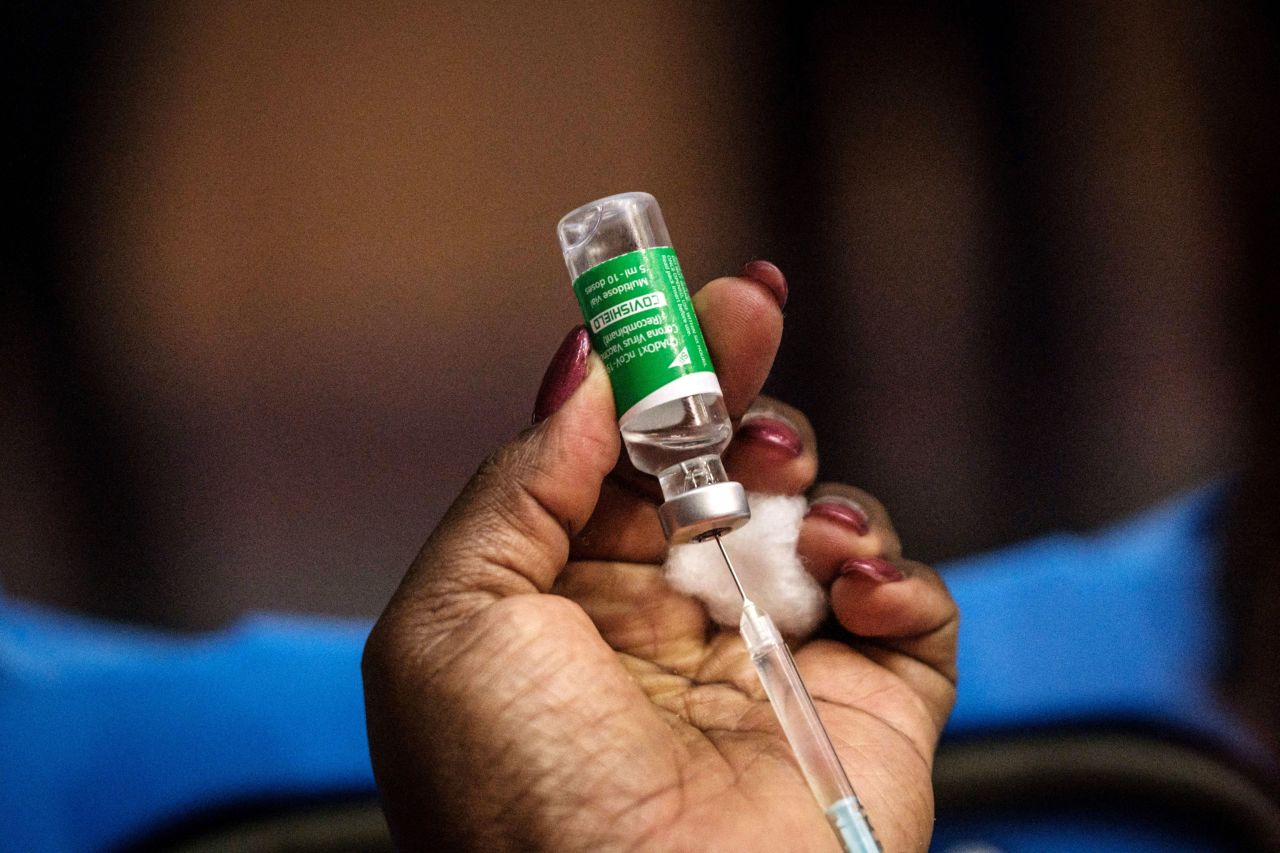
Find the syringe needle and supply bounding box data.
[711,533,748,602]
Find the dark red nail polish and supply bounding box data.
[806,498,870,536]
[532,325,590,423]
[736,417,803,457]
[740,260,788,309]
[839,557,904,583]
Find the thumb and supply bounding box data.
[384,329,619,639]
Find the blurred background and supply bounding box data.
[5,0,1275,631]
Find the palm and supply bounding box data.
[519,479,940,851]
[366,277,955,852]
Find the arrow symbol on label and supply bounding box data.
[668,347,692,368]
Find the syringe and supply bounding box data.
[710,533,883,853]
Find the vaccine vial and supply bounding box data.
[557,192,750,543]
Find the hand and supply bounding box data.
[362,268,958,852]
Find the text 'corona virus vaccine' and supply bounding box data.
[557,192,750,542]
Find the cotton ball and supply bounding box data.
[665,493,827,638]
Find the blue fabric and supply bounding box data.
[927,483,1270,852]
[930,813,1222,853]
[0,483,1262,851]
[0,605,374,851]
[940,483,1243,749]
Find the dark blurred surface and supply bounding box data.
[4,1,1274,629]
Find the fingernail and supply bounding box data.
[740,259,788,310]
[532,325,590,423]
[806,497,870,536]
[839,557,904,583]
[736,416,803,457]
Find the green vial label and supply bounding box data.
[572,247,717,422]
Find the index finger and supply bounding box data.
[573,268,787,553]
[692,272,785,417]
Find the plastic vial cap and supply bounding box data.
[557,192,671,280]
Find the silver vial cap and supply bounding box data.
[658,481,752,544]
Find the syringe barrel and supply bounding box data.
[740,602,882,852]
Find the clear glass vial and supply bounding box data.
[557,192,750,542]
